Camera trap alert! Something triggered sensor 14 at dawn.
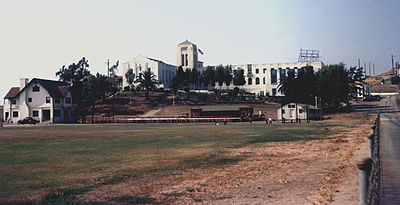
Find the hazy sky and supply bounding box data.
[1,0,400,103]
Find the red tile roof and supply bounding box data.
[4,87,20,99]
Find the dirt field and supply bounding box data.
[0,112,373,204]
[75,113,373,204]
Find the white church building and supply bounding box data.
[122,40,323,96]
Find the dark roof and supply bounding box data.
[5,78,72,99]
[4,87,20,99]
[192,105,253,112]
[147,57,175,67]
[32,78,71,98]
[178,39,194,45]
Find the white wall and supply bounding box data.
[231,61,323,96]
[122,55,177,89]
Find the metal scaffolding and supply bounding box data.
[298,49,320,62]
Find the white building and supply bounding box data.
[122,55,177,89]
[277,103,321,121]
[230,61,323,96]
[176,40,203,69]
[122,40,323,96]
[3,78,77,123]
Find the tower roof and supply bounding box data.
[178,39,195,45]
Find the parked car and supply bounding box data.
[17,117,38,125]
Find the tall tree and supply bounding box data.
[136,70,159,99]
[202,66,216,88]
[233,69,246,87]
[316,63,351,113]
[190,68,199,89]
[224,65,233,89]
[215,65,225,88]
[56,57,91,105]
[125,69,135,91]
[82,73,108,122]
[108,60,119,77]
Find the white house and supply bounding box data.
[3,78,77,123]
[277,103,321,121]
[122,55,177,89]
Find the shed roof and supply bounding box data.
[192,105,253,112]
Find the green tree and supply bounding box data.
[125,69,135,91]
[215,65,225,88]
[190,68,199,89]
[202,66,216,88]
[82,73,107,122]
[56,57,91,105]
[136,70,159,99]
[233,69,246,87]
[224,65,233,89]
[316,63,351,113]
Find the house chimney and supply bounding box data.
[20,78,29,89]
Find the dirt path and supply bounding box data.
[75,113,373,204]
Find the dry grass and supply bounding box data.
[0,115,369,203]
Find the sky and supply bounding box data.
[1,0,400,104]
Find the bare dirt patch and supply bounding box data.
[76,113,373,204]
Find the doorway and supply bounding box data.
[42,110,50,121]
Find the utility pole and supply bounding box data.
[392,55,395,76]
[364,62,367,77]
[373,64,375,76]
[369,62,371,76]
[106,59,110,77]
[358,58,361,69]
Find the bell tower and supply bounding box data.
[176,39,198,70]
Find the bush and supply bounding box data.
[391,76,400,84]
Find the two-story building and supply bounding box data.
[3,78,77,123]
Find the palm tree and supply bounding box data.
[136,70,159,99]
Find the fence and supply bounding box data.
[358,113,381,205]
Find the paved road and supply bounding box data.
[379,112,400,204]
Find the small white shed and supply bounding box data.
[277,103,321,121]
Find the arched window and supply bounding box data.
[248,77,253,85]
[255,77,260,85]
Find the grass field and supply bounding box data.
[0,121,344,203]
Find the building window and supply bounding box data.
[54,109,61,117]
[272,88,277,96]
[11,99,16,104]
[271,68,277,84]
[181,54,184,66]
[288,104,295,108]
[46,97,50,103]
[33,110,39,117]
[263,77,266,84]
[279,68,286,83]
[13,111,18,118]
[282,109,285,114]
[55,98,60,104]
[32,85,40,92]
[255,69,259,74]
[248,78,253,85]
[263,68,267,73]
[65,97,71,104]
[247,64,252,74]
[255,77,260,85]
[28,97,32,102]
[299,109,304,113]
